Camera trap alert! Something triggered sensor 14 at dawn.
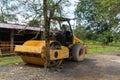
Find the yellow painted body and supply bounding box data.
[14,40,69,66]
[50,46,69,60]
[73,36,83,44]
[21,56,46,66]
[14,34,86,66]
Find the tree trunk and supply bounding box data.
[43,0,50,68]
[43,0,62,68]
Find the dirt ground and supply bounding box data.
[0,51,120,80]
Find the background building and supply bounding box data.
[0,23,43,54]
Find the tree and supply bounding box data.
[17,0,70,25]
[75,0,120,45]
[43,0,70,67]
[0,0,19,23]
[17,0,43,24]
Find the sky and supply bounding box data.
[65,0,78,18]
[62,0,79,28]
[16,0,79,25]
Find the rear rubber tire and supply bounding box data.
[72,43,85,61]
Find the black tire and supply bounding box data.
[72,43,85,61]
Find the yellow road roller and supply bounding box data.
[14,17,87,67]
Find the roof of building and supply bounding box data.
[0,23,44,31]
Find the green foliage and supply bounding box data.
[74,25,87,40]
[17,0,70,25]
[0,0,19,23]
[17,0,43,24]
[75,0,120,44]
[27,19,40,27]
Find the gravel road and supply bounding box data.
[0,51,120,80]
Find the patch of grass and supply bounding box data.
[86,41,120,54]
[88,45,120,54]
[110,42,120,47]
[0,59,22,66]
[85,40,102,45]
[0,55,23,66]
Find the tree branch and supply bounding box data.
[49,0,62,20]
